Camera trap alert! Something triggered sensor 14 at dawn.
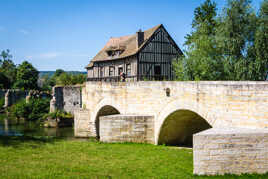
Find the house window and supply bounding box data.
[100,67,104,77]
[118,67,123,76]
[126,64,131,76]
[109,66,115,76]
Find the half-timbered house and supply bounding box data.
[86,24,183,81]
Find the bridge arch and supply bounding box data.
[155,100,213,146]
[93,98,122,138]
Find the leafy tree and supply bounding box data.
[56,72,86,86]
[216,0,256,80]
[54,69,65,77]
[0,71,10,89]
[253,0,268,80]
[174,0,223,80]
[13,61,39,90]
[0,50,17,87]
[10,98,50,121]
[0,49,12,62]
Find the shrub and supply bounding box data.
[44,110,73,120]
[9,98,50,121]
[0,97,4,108]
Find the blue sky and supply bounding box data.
[0,0,263,71]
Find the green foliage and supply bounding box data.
[174,0,268,81]
[13,61,39,90]
[9,100,29,120]
[174,0,225,81]
[54,69,65,77]
[44,110,73,120]
[56,72,86,86]
[0,50,17,88]
[0,71,10,89]
[0,97,4,108]
[216,0,257,80]
[9,98,50,121]
[39,69,86,89]
[254,0,268,80]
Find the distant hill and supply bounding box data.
[39,71,87,78]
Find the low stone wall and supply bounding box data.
[74,109,95,137]
[193,128,268,175]
[99,114,155,144]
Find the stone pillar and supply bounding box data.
[50,87,56,113]
[4,90,10,108]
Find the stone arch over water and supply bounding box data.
[157,109,212,146]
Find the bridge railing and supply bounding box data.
[87,75,173,82]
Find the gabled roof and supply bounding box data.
[86,24,162,68]
[86,24,183,68]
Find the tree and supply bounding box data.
[0,49,12,62]
[174,0,223,80]
[54,69,65,77]
[216,0,256,80]
[253,0,268,80]
[13,61,39,90]
[0,71,10,89]
[0,50,17,87]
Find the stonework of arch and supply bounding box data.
[92,97,122,124]
[92,98,122,138]
[155,99,214,145]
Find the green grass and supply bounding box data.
[0,136,267,179]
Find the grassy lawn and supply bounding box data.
[0,136,267,179]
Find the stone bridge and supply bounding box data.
[75,81,267,143]
[74,81,268,175]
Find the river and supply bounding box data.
[0,114,74,138]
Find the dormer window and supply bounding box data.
[106,45,126,57]
[107,50,122,57]
[107,51,113,56]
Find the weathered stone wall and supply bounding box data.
[51,85,82,114]
[80,81,268,143]
[74,109,94,137]
[99,115,154,144]
[193,128,268,175]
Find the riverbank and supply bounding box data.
[0,136,267,178]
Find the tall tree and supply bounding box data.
[174,0,223,80]
[216,0,256,80]
[13,61,39,90]
[253,0,268,80]
[0,50,17,87]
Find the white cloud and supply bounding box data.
[19,29,29,35]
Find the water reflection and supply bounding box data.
[0,114,74,138]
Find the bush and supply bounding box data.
[9,98,50,121]
[0,97,4,108]
[44,110,73,120]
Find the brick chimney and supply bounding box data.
[136,29,144,49]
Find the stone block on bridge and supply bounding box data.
[193,128,268,175]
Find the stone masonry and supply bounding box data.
[193,128,268,175]
[50,85,82,114]
[99,115,154,144]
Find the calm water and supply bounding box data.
[0,114,74,138]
